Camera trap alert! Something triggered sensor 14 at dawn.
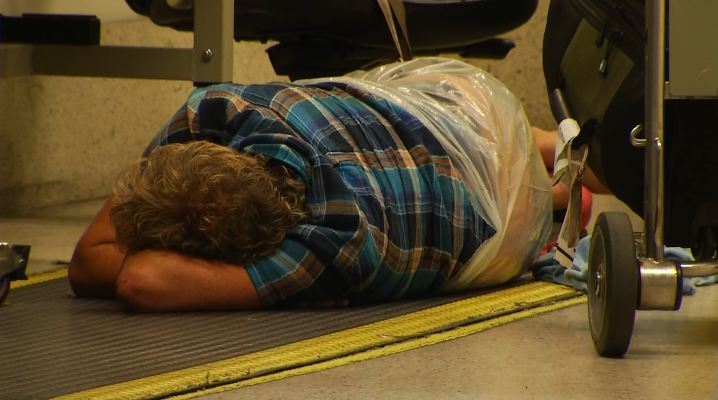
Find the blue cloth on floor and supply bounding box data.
[532,236,718,295]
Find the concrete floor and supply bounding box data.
[210,288,718,400]
[1,197,717,400]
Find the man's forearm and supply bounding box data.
[115,249,261,312]
[68,198,261,310]
[68,197,125,298]
[69,242,125,298]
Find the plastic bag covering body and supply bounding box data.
[301,57,552,290]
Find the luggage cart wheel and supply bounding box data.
[587,212,638,357]
[0,275,10,306]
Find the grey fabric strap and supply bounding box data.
[377,0,413,61]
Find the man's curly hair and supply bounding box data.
[111,141,308,264]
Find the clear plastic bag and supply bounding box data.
[301,57,552,289]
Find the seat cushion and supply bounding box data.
[125,0,537,50]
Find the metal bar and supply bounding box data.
[1,44,194,80]
[33,45,194,79]
[680,262,718,278]
[644,0,666,260]
[192,0,234,84]
[550,89,572,123]
[0,44,34,78]
[2,0,235,82]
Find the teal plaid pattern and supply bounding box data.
[156,82,494,305]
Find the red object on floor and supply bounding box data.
[580,186,593,233]
[539,186,594,258]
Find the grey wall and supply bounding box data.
[468,0,553,130]
[0,0,554,214]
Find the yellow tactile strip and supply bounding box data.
[53,280,584,400]
[10,267,68,288]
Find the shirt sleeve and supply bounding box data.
[243,235,348,306]
[234,135,359,306]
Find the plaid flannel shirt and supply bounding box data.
[155,82,494,305]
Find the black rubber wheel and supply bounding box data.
[588,212,638,357]
[0,276,10,306]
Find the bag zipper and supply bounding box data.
[570,0,644,64]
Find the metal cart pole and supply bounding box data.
[644,0,665,262]
[636,0,683,313]
[588,0,718,357]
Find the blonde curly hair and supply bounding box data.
[111,141,308,264]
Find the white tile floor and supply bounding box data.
[1,197,717,400]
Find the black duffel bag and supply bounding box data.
[543,0,718,249]
[543,0,645,215]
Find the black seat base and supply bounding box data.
[267,37,516,80]
[125,0,537,78]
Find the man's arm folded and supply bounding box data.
[115,250,261,312]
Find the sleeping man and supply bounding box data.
[68,58,595,312]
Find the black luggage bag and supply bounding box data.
[543,0,718,252]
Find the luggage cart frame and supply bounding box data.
[587,0,718,357]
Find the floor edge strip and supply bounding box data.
[55,282,584,400]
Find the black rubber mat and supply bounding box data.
[0,278,466,399]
